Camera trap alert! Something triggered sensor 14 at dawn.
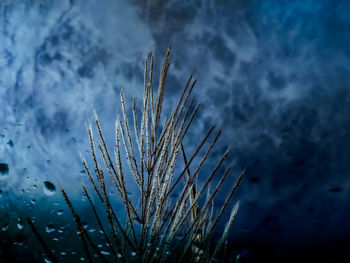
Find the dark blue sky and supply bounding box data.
[0,0,349,262]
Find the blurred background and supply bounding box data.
[0,0,350,262]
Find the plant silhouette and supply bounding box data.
[28,47,244,263]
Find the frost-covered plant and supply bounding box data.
[29,47,244,263]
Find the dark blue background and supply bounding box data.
[0,0,349,262]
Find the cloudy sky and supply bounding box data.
[0,0,350,262]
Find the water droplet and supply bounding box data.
[43,258,52,263]
[117,253,122,258]
[43,181,56,196]
[2,223,9,231]
[46,224,56,233]
[0,163,9,180]
[7,140,13,147]
[13,241,24,246]
[17,219,23,230]
[31,199,36,204]
[101,251,110,255]
[130,251,136,256]
[57,209,64,216]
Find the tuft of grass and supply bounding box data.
[30,47,245,263]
